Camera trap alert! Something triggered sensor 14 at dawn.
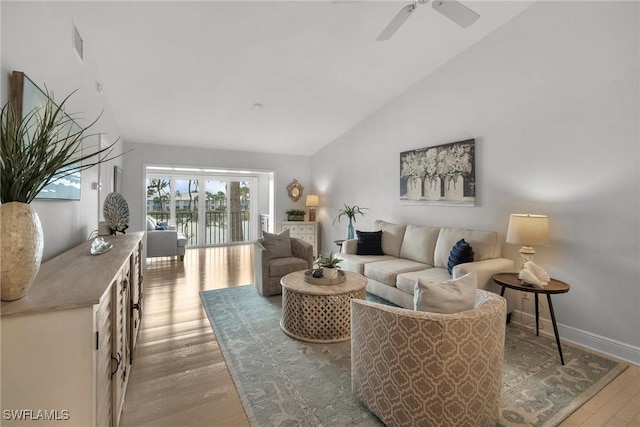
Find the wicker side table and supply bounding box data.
[280,270,367,343]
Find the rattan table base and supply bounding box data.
[280,270,367,343]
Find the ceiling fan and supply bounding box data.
[377,0,480,41]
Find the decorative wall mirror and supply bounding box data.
[287,179,304,202]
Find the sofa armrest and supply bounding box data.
[147,229,178,257]
[291,238,314,268]
[452,257,515,288]
[341,239,358,254]
[253,240,270,286]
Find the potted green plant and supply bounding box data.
[0,89,118,301]
[314,252,342,280]
[286,208,306,221]
[332,204,368,239]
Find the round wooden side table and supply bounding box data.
[280,270,366,343]
[492,272,571,365]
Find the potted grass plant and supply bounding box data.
[314,252,342,280]
[0,89,118,301]
[286,208,306,221]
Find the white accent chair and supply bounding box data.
[146,216,188,261]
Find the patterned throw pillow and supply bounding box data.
[413,271,477,314]
[447,238,474,274]
[356,230,384,255]
[262,229,292,258]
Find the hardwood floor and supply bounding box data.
[121,246,640,427]
[120,246,251,427]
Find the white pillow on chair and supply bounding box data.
[146,216,157,231]
[413,270,477,314]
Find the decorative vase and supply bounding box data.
[346,219,355,240]
[1,202,44,301]
[323,267,339,280]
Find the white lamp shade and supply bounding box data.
[306,194,319,207]
[506,214,550,246]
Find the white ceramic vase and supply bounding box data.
[1,202,44,301]
[323,267,339,280]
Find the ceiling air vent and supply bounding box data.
[73,24,83,61]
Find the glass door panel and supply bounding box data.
[205,180,227,245]
[174,178,199,245]
[229,180,251,244]
[146,177,171,223]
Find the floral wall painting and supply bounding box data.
[400,139,475,205]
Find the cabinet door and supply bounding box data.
[129,242,143,357]
[112,264,131,427]
[96,290,113,427]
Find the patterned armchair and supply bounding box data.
[254,237,314,296]
[351,290,506,427]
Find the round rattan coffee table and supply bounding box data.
[280,270,367,343]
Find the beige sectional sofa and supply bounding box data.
[337,219,516,311]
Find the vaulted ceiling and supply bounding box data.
[74,1,534,155]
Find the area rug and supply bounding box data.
[200,285,626,427]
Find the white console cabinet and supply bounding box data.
[1,232,144,427]
[277,221,320,257]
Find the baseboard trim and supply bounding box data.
[511,310,640,366]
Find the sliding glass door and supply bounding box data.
[146,172,256,247]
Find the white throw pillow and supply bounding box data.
[413,271,477,314]
[146,216,157,231]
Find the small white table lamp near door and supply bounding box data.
[506,214,550,269]
[306,195,319,222]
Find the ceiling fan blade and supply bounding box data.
[376,4,416,41]
[431,0,480,28]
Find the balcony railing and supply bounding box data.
[148,210,250,246]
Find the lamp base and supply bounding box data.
[308,207,316,222]
[518,246,535,270]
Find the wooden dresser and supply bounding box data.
[277,221,320,257]
[1,232,144,427]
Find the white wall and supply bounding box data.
[312,1,639,363]
[1,2,124,260]
[122,141,312,235]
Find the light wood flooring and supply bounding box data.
[120,246,640,427]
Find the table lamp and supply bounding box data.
[306,195,319,222]
[506,214,550,269]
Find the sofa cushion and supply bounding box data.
[268,257,308,277]
[434,228,500,268]
[396,268,451,294]
[336,253,396,275]
[400,225,440,265]
[447,239,474,274]
[356,230,384,255]
[413,271,477,314]
[373,220,407,257]
[364,259,429,287]
[262,230,292,258]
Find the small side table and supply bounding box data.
[492,273,571,365]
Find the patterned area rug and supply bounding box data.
[200,285,626,427]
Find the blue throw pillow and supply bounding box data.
[155,221,168,230]
[447,239,474,274]
[356,230,384,255]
